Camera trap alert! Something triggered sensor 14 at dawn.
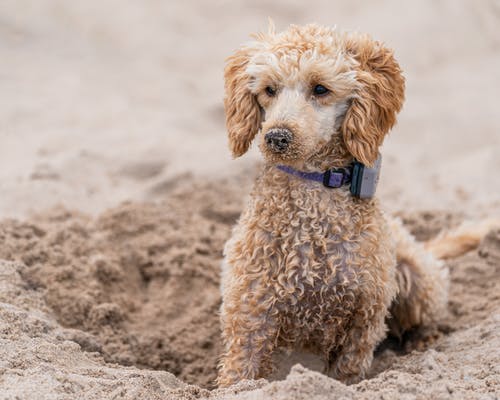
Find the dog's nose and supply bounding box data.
[265,128,292,153]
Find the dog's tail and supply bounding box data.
[388,217,499,338]
[424,218,500,260]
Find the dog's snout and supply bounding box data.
[265,128,292,153]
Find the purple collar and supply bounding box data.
[276,164,352,188]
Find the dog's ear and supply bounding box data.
[224,47,261,158]
[341,35,405,166]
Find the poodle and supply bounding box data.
[217,23,475,387]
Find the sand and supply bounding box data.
[1,180,499,399]
[1,1,500,399]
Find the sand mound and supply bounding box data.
[1,178,499,399]
[0,178,249,390]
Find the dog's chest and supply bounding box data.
[270,232,361,307]
[229,173,382,323]
[257,188,365,309]
[268,234,363,346]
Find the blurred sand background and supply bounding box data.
[1,1,500,399]
[2,0,500,218]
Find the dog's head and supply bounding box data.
[224,24,405,169]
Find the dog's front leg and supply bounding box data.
[217,280,278,387]
[328,297,389,384]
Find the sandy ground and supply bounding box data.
[2,0,500,219]
[1,0,500,399]
[1,182,499,399]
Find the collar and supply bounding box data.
[276,164,352,188]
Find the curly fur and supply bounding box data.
[218,24,450,387]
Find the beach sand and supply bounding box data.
[1,1,499,399]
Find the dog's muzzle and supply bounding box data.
[265,128,292,153]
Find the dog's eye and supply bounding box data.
[265,86,276,97]
[313,84,330,96]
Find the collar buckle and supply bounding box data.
[323,168,349,188]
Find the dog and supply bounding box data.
[217,23,474,387]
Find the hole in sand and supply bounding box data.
[1,178,498,389]
[0,180,247,389]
